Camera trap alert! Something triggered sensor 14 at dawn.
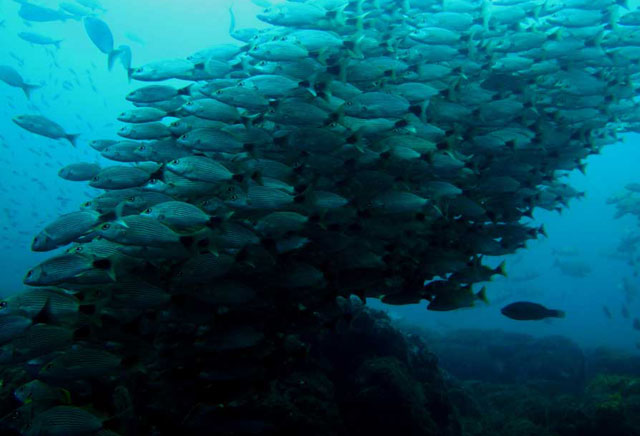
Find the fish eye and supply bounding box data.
[346,101,353,106]
[101,223,111,230]
[139,145,146,151]
[26,270,32,278]
[75,246,83,253]
[216,89,223,95]
[45,362,54,370]
[231,194,238,200]
[92,176,99,181]
[171,159,180,165]
[83,201,92,207]
[0,301,7,309]
[144,208,152,214]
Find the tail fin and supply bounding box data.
[66,133,80,147]
[495,260,507,277]
[107,48,121,71]
[54,40,63,49]
[550,309,565,318]
[476,286,489,304]
[22,84,40,100]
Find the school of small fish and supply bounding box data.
[2,0,640,433]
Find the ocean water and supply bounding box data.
[2,0,640,435]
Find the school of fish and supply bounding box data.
[2,0,640,433]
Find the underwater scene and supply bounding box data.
[2,0,640,434]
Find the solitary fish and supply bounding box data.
[501,301,565,320]
[0,65,40,99]
[12,115,78,147]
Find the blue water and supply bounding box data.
[1,0,639,358]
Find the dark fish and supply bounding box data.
[501,302,566,321]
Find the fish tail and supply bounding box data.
[22,84,40,100]
[476,286,489,304]
[92,258,116,282]
[54,40,63,49]
[495,260,507,277]
[550,309,565,318]
[66,133,80,147]
[107,49,121,71]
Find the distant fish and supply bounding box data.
[0,65,40,99]
[83,16,121,69]
[12,114,79,147]
[553,258,591,277]
[621,304,630,319]
[18,2,71,22]
[124,31,145,45]
[501,302,566,321]
[77,0,106,12]
[551,246,580,257]
[59,1,94,19]
[602,305,613,320]
[229,5,236,35]
[508,270,542,282]
[18,31,63,48]
[251,0,273,7]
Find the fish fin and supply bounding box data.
[60,388,72,405]
[22,84,40,100]
[178,84,193,96]
[113,202,129,228]
[32,298,54,325]
[476,286,489,304]
[495,260,507,277]
[326,3,349,26]
[343,33,365,59]
[92,258,116,281]
[107,48,121,71]
[66,133,79,147]
[538,224,547,238]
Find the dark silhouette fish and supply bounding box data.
[501,302,565,321]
